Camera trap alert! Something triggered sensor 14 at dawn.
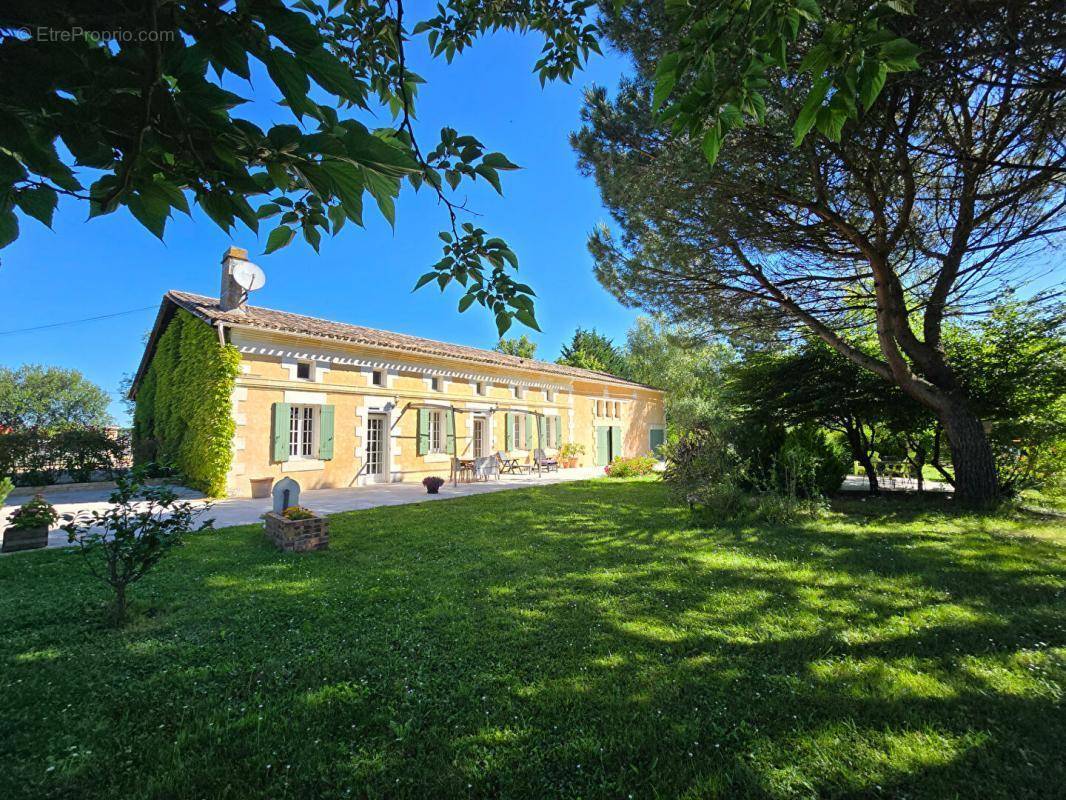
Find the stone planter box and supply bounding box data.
[264,512,329,553]
[2,525,49,553]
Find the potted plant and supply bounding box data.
[423,476,445,494]
[559,442,585,469]
[3,494,59,553]
[264,505,329,552]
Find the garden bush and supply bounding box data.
[0,428,128,487]
[605,455,657,477]
[0,476,14,506]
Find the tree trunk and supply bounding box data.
[112,583,128,627]
[939,402,999,506]
[843,422,880,495]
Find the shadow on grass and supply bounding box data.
[1,479,1063,799]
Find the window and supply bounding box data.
[289,405,317,458]
[512,385,523,399]
[431,376,443,392]
[476,381,486,396]
[595,400,603,417]
[427,410,444,452]
[371,370,384,386]
[546,415,559,447]
[296,361,312,380]
[513,414,524,449]
[546,389,556,402]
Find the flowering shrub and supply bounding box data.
[281,506,316,521]
[7,494,59,530]
[604,455,658,478]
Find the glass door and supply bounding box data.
[472,417,486,459]
[366,413,387,482]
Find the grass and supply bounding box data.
[1,479,1064,799]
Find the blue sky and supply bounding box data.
[0,30,635,425]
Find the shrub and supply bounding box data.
[63,471,213,625]
[7,494,59,530]
[0,429,58,486]
[779,426,850,497]
[52,428,127,483]
[0,476,13,506]
[423,476,445,493]
[558,442,586,460]
[604,455,657,477]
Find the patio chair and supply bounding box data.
[533,448,559,473]
[495,451,528,475]
[474,456,499,481]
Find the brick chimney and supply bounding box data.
[219,246,249,312]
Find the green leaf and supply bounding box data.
[413,271,437,291]
[495,313,513,336]
[814,107,848,141]
[701,126,723,165]
[328,204,347,234]
[256,203,282,219]
[15,186,57,228]
[457,293,475,313]
[126,192,168,239]
[474,164,503,194]
[480,152,519,170]
[514,307,541,332]
[299,48,364,102]
[880,37,922,72]
[859,60,888,110]
[264,225,296,254]
[266,48,312,120]
[793,76,832,146]
[0,207,19,249]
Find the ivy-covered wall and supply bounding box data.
[132,309,240,497]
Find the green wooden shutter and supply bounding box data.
[417,408,430,455]
[554,416,562,448]
[525,414,533,449]
[595,426,609,466]
[649,427,665,454]
[272,403,291,463]
[445,409,456,454]
[537,415,545,449]
[318,405,335,460]
[505,412,513,450]
[611,425,622,460]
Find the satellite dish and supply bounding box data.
[232,260,266,292]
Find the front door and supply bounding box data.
[365,413,388,482]
[472,417,487,459]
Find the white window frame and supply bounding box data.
[476,381,486,396]
[512,385,523,399]
[545,414,559,448]
[289,405,318,459]
[427,409,445,453]
[371,369,384,387]
[430,376,443,392]
[546,389,556,402]
[295,361,313,381]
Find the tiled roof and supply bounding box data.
[164,290,659,391]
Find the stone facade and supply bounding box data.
[223,328,666,497]
[264,512,330,552]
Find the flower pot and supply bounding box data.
[249,477,274,499]
[426,487,440,494]
[2,525,49,553]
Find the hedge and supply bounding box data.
[132,309,240,497]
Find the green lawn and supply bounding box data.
[2,480,1064,799]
